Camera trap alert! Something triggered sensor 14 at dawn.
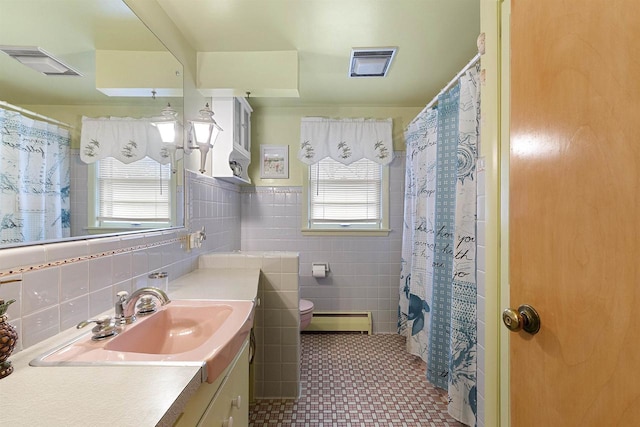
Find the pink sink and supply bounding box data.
[33,300,255,383]
[105,304,235,354]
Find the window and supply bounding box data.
[304,157,389,234]
[88,156,174,230]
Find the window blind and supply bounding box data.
[97,156,170,223]
[309,157,382,227]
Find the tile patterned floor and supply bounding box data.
[250,333,465,427]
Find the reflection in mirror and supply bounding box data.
[0,0,184,248]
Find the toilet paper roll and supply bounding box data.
[312,265,326,278]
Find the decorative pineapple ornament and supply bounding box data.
[0,299,18,379]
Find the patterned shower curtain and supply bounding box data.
[0,108,71,245]
[398,64,480,426]
[398,108,438,360]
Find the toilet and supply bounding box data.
[299,299,314,331]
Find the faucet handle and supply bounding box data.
[77,315,112,330]
[116,291,129,301]
[77,316,121,341]
[136,295,157,316]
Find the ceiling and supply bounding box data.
[158,0,480,108]
[0,0,170,106]
[0,0,480,109]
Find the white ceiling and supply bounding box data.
[0,0,480,109]
[0,0,169,106]
[158,0,480,108]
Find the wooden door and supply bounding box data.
[509,1,640,426]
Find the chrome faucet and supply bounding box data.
[115,287,171,325]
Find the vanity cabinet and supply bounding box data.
[174,338,249,427]
[210,97,253,184]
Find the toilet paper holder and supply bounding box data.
[312,262,329,277]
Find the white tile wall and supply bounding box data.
[22,268,60,316]
[0,171,241,353]
[60,295,89,331]
[1,275,21,320]
[240,153,405,334]
[189,174,242,252]
[88,257,113,292]
[0,246,46,272]
[21,306,59,349]
[199,252,300,399]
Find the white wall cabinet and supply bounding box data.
[210,97,253,184]
[174,339,250,427]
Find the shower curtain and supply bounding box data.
[0,108,71,244]
[399,64,480,426]
[398,108,438,360]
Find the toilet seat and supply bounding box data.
[300,299,314,314]
[300,299,314,331]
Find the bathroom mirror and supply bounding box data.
[0,0,185,248]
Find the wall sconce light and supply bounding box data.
[187,103,223,174]
[152,103,178,144]
[151,103,181,174]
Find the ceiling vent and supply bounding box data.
[0,46,81,76]
[349,48,397,78]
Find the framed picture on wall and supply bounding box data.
[260,145,289,179]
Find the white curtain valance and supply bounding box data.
[80,116,169,165]
[298,117,393,165]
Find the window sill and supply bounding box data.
[301,228,391,237]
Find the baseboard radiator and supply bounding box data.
[305,311,372,335]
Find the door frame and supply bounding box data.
[498,1,511,425]
[479,0,510,426]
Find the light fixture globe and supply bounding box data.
[151,103,178,144]
[189,103,223,174]
[191,103,222,144]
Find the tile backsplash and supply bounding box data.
[0,170,241,353]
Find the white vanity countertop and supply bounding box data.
[0,267,260,427]
[168,268,260,300]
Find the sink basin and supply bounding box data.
[105,304,233,354]
[30,299,255,383]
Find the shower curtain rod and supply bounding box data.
[0,100,73,128]
[408,53,481,128]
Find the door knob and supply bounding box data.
[502,304,541,335]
